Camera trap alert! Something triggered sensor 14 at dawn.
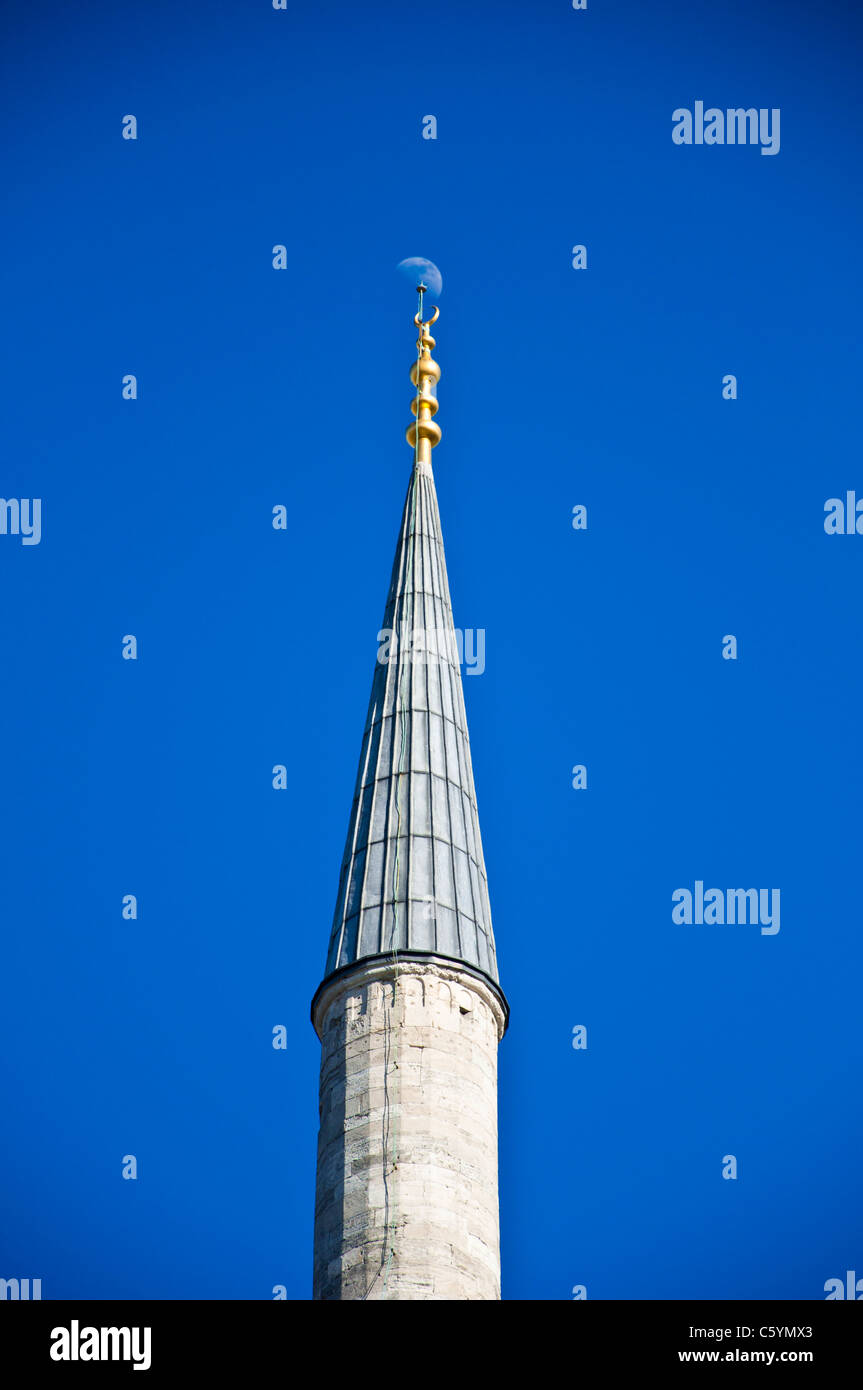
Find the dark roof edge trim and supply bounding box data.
[310,950,510,1037]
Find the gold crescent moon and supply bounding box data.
[414,304,440,327]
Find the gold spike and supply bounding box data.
[406,300,441,467]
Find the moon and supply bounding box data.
[397,257,442,298]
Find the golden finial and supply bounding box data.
[406,283,441,470]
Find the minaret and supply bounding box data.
[311,289,508,1301]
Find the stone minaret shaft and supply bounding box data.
[311,293,508,1300]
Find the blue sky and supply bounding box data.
[2,0,861,1299]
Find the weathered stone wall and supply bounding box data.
[312,956,505,1300]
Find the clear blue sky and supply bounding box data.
[2,0,861,1300]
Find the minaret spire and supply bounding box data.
[318,295,501,985]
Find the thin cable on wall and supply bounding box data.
[380,284,425,1297]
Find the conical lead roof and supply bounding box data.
[323,312,498,985]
